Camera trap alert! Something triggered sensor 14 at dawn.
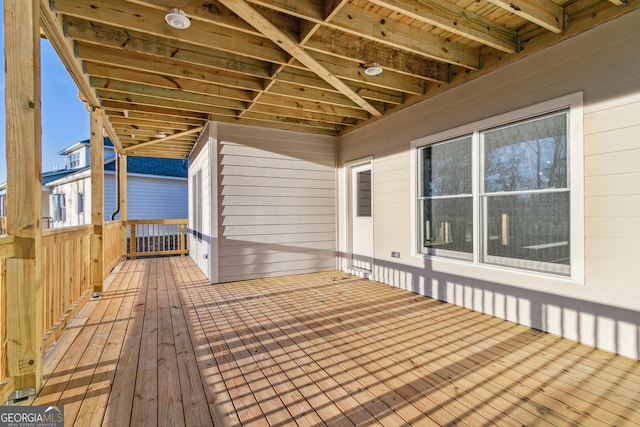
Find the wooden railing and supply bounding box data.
[127,219,189,258]
[0,216,53,234]
[41,225,93,350]
[0,236,15,401]
[103,220,123,279]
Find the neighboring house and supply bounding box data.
[0,138,188,229]
[188,14,640,360]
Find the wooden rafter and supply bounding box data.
[486,0,564,33]
[368,0,517,53]
[217,0,382,117]
[123,126,205,155]
[34,0,635,146]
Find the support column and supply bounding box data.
[119,155,127,258]
[5,0,42,394]
[90,109,104,293]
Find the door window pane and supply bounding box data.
[357,170,371,217]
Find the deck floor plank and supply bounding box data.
[33,259,640,426]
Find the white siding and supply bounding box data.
[217,123,337,282]
[338,9,640,359]
[188,125,213,280]
[126,176,187,220]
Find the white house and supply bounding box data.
[188,11,640,360]
[1,138,188,229]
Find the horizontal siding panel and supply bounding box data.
[221,136,335,154]
[585,236,640,261]
[221,240,336,256]
[219,258,337,281]
[220,155,333,172]
[222,172,335,189]
[219,249,336,267]
[221,165,334,180]
[221,234,335,245]
[585,173,640,197]
[584,125,640,156]
[584,150,640,177]
[221,205,335,216]
[584,100,640,135]
[585,195,640,217]
[585,216,640,239]
[220,144,334,165]
[221,175,335,189]
[221,186,335,198]
[222,215,335,226]
[222,223,335,237]
[221,196,335,206]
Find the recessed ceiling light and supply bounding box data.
[165,8,191,29]
[364,63,383,76]
[155,131,169,138]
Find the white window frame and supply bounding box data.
[411,92,584,281]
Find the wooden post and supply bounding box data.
[4,0,43,394]
[119,155,127,257]
[90,109,104,293]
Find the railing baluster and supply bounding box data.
[123,219,188,258]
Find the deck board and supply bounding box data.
[32,257,640,426]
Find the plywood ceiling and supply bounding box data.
[41,0,637,158]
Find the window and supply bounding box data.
[356,170,372,217]
[52,194,66,222]
[414,94,583,277]
[419,135,473,260]
[191,170,202,239]
[78,192,85,215]
[69,152,80,169]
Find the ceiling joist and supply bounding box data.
[36,0,637,158]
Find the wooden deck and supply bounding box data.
[32,257,640,426]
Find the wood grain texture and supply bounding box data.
[29,257,640,426]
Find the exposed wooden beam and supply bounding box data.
[486,0,564,33]
[118,155,127,256]
[328,3,479,69]
[368,0,517,53]
[85,64,255,102]
[90,77,249,111]
[76,43,266,93]
[218,0,382,117]
[89,108,104,293]
[123,126,205,155]
[51,0,289,64]
[40,0,124,152]
[64,17,273,79]
[5,0,43,394]
[305,27,449,83]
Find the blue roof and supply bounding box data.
[42,169,78,184]
[104,156,188,178]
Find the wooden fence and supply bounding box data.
[41,225,93,350]
[0,236,14,400]
[127,219,189,258]
[103,220,123,279]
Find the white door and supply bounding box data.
[350,163,373,272]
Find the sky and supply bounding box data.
[0,8,90,183]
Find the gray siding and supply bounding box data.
[338,9,640,359]
[217,123,337,282]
